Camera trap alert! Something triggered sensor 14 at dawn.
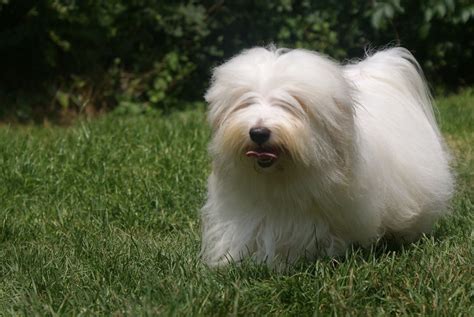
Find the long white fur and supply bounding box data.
[201,46,454,268]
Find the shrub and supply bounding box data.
[0,0,472,120]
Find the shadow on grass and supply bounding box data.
[207,233,445,281]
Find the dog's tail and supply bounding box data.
[345,47,440,135]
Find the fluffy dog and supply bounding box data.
[201,46,454,268]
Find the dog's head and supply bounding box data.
[205,47,356,175]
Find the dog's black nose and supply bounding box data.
[249,127,271,145]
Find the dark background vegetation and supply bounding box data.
[0,0,473,122]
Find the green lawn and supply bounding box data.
[0,90,472,316]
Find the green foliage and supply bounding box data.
[0,1,473,119]
[0,90,472,314]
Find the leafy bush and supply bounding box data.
[0,0,472,120]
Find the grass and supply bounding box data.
[0,89,472,316]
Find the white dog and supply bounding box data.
[201,46,454,268]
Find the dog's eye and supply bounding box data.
[271,98,309,121]
[275,101,302,116]
[232,102,251,112]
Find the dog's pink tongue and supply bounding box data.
[245,150,278,160]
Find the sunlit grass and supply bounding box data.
[0,90,472,315]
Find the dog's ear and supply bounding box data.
[292,95,310,115]
[333,96,354,116]
[204,84,224,133]
[206,103,223,133]
[293,94,355,172]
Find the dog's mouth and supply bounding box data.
[245,147,279,168]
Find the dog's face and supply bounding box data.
[208,91,312,172]
[205,47,355,174]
